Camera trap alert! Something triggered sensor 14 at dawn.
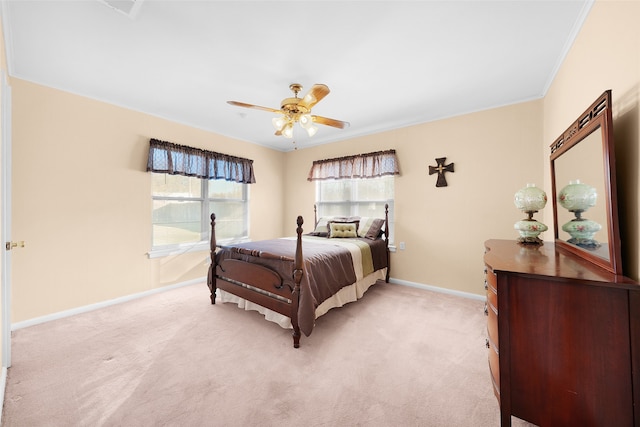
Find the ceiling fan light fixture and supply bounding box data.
[305,125,318,137]
[299,113,313,129]
[228,83,348,141]
[282,123,294,138]
[272,116,286,131]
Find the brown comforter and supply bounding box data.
[215,236,388,336]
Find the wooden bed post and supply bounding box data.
[208,213,217,305]
[384,204,390,283]
[291,215,304,348]
[313,204,317,228]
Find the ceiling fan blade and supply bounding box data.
[227,100,281,114]
[313,115,350,129]
[298,84,330,109]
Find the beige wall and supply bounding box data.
[10,79,285,322]
[284,100,544,295]
[8,0,639,324]
[543,0,640,280]
[283,0,640,293]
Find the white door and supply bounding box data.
[1,70,12,368]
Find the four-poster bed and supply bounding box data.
[207,205,390,348]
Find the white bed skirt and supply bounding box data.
[218,268,387,329]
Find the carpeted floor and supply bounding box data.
[2,282,532,426]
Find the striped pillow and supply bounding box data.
[309,217,333,237]
[358,217,385,239]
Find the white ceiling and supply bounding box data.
[2,0,593,152]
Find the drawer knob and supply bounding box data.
[484,280,488,290]
[484,303,488,316]
[485,338,490,349]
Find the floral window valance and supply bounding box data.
[146,138,256,184]
[307,149,400,181]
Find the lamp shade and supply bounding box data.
[305,125,318,137]
[272,116,286,131]
[282,123,294,138]
[299,113,313,129]
[514,183,547,213]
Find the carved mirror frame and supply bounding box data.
[550,90,622,274]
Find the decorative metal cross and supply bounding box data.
[428,157,455,187]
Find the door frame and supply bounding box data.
[1,69,12,368]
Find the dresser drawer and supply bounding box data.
[487,304,499,344]
[488,344,500,396]
[485,262,500,398]
[485,266,498,293]
[486,287,497,311]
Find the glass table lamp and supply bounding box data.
[514,183,548,245]
[558,179,601,249]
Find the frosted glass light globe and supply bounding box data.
[558,180,597,213]
[514,183,547,213]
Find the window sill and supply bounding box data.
[147,242,210,259]
[147,237,250,259]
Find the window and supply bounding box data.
[315,175,395,242]
[151,173,249,251]
[309,149,399,243]
[146,138,255,256]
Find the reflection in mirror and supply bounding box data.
[550,90,622,275]
[554,129,609,259]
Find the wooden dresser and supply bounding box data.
[484,239,640,427]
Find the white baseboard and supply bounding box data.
[12,278,206,331]
[388,277,485,301]
[11,276,483,331]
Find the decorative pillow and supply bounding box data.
[359,217,385,239]
[334,218,359,233]
[308,216,334,237]
[358,217,373,237]
[365,218,385,240]
[329,222,358,238]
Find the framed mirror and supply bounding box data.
[550,90,622,274]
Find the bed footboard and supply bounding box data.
[208,214,304,348]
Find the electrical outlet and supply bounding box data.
[399,242,406,250]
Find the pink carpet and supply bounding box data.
[3,281,532,426]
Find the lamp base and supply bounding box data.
[517,236,544,246]
[562,218,601,250]
[566,237,601,250]
[514,218,547,246]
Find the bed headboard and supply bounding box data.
[313,204,390,241]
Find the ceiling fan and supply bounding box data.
[227,83,350,138]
